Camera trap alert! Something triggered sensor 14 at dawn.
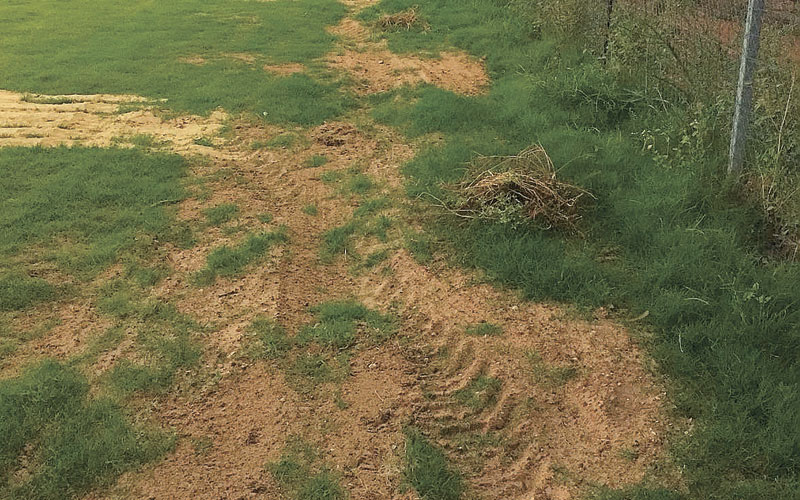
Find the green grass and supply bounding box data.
[194,227,288,285]
[0,0,350,124]
[347,173,374,195]
[260,132,301,150]
[366,1,800,498]
[452,374,502,412]
[0,273,57,312]
[0,360,172,499]
[305,155,329,168]
[257,212,274,224]
[404,428,464,500]
[268,438,347,500]
[0,146,187,284]
[249,317,293,359]
[299,300,397,348]
[404,231,434,265]
[204,203,240,226]
[464,322,503,337]
[303,204,319,216]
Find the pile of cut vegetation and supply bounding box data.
[448,145,591,230]
[377,7,429,31]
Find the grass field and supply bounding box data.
[1,0,798,499]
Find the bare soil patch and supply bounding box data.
[326,19,489,96]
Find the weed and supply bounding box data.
[320,170,344,184]
[404,428,464,500]
[194,227,288,285]
[347,173,374,195]
[204,203,240,226]
[453,374,502,412]
[299,300,397,348]
[303,204,319,216]
[363,249,390,269]
[404,231,434,265]
[249,318,293,359]
[525,351,577,388]
[305,155,329,168]
[464,322,503,337]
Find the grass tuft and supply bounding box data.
[194,227,288,285]
[404,428,464,500]
[204,204,240,226]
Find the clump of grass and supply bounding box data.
[20,94,78,105]
[112,134,169,149]
[193,227,288,286]
[304,155,328,168]
[320,221,359,262]
[320,170,344,184]
[0,273,57,312]
[257,212,274,223]
[204,203,240,226]
[347,173,374,194]
[108,331,201,395]
[464,321,503,337]
[353,197,390,217]
[260,132,301,150]
[193,137,214,147]
[249,317,293,359]
[302,204,319,216]
[299,300,397,348]
[366,215,393,242]
[0,360,172,499]
[453,374,502,412]
[362,249,390,269]
[525,351,577,388]
[405,231,434,265]
[268,437,347,500]
[404,428,464,500]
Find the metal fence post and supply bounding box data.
[729,0,766,175]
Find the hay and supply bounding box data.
[448,145,592,230]
[377,8,429,31]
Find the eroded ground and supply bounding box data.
[1,3,679,500]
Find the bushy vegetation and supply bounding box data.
[364,0,800,498]
[0,0,351,124]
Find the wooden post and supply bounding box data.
[729,0,766,175]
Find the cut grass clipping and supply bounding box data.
[446,145,591,231]
[0,360,171,499]
[404,428,464,500]
[194,227,288,286]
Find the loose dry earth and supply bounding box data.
[2,6,679,500]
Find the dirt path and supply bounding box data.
[1,6,678,500]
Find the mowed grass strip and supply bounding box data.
[0,0,350,124]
